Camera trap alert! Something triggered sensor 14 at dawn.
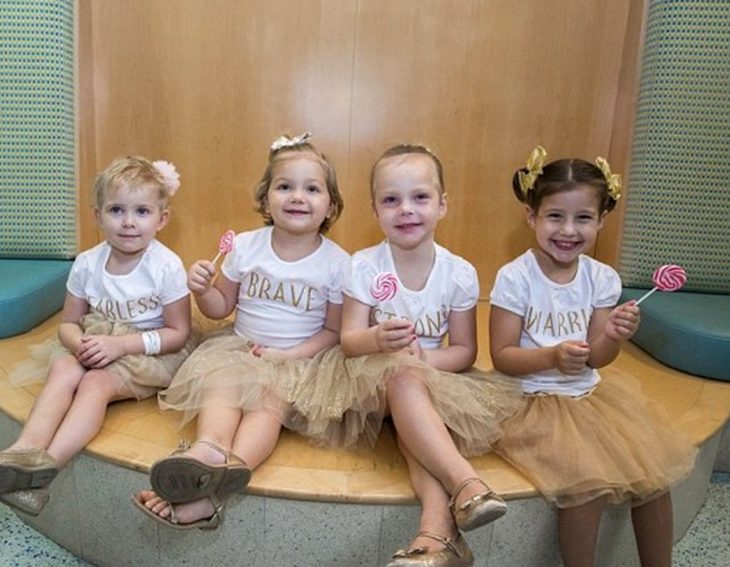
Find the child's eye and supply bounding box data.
[137,207,152,215]
[108,205,123,214]
[546,213,562,220]
[277,184,290,191]
[415,192,431,201]
[381,196,398,205]
[306,184,322,193]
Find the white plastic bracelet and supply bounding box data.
[141,331,162,355]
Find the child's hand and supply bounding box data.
[375,319,416,353]
[188,260,216,294]
[251,344,291,360]
[403,337,427,361]
[605,301,640,341]
[553,340,591,375]
[76,335,127,368]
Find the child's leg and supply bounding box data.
[558,497,607,567]
[45,368,136,467]
[230,409,282,469]
[9,355,87,451]
[631,492,673,567]
[397,437,458,551]
[386,368,488,506]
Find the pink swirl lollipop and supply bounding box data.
[212,229,235,264]
[635,264,687,305]
[370,272,398,302]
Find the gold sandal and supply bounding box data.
[449,477,507,532]
[0,449,58,494]
[150,439,251,504]
[132,492,223,531]
[387,531,474,567]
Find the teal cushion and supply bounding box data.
[621,288,730,381]
[0,259,72,338]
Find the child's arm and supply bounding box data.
[409,307,477,372]
[586,301,640,368]
[340,295,414,357]
[58,293,90,354]
[187,260,239,319]
[76,296,192,369]
[490,305,590,376]
[254,302,342,360]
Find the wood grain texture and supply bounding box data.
[77,0,643,296]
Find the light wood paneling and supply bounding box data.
[78,0,644,296]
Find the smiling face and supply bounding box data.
[527,184,606,280]
[371,153,447,252]
[96,183,168,264]
[265,155,333,238]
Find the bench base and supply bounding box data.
[0,411,722,567]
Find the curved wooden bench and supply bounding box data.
[1,306,729,566]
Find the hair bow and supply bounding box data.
[518,146,547,196]
[595,157,622,202]
[270,131,313,152]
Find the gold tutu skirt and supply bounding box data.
[9,312,199,400]
[287,352,526,457]
[494,367,698,508]
[157,326,346,428]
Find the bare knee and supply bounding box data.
[46,355,86,388]
[386,368,428,400]
[76,370,126,402]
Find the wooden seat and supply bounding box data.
[2,305,728,505]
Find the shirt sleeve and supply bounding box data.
[490,263,529,317]
[344,254,378,307]
[65,255,88,299]
[221,233,244,283]
[450,260,479,311]
[160,255,190,304]
[593,263,622,308]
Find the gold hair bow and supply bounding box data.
[518,146,547,196]
[270,131,313,152]
[595,157,622,202]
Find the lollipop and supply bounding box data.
[370,272,399,302]
[635,264,687,305]
[211,229,235,264]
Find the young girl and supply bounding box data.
[133,132,349,530]
[329,145,523,567]
[0,156,194,515]
[490,146,698,567]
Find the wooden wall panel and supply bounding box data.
[78,0,643,297]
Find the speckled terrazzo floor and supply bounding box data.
[0,474,727,567]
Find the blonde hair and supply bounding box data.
[253,142,343,233]
[370,144,445,200]
[93,156,169,210]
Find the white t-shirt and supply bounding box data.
[67,240,189,330]
[490,250,621,396]
[346,241,479,350]
[221,226,350,349]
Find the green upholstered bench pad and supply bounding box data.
[619,1,730,294]
[0,0,76,259]
[621,288,730,381]
[0,259,71,338]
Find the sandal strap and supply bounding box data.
[403,531,463,559]
[192,439,248,468]
[448,477,492,510]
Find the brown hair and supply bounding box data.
[93,156,169,210]
[253,142,343,233]
[512,158,617,213]
[370,144,445,199]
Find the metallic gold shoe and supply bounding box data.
[0,487,50,516]
[0,449,58,494]
[386,532,474,567]
[449,477,507,532]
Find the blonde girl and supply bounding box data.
[1,157,193,515]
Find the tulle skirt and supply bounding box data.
[287,351,526,457]
[493,367,698,508]
[157,327,347,428]
[9,312,199,400]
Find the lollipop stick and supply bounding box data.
[635,287,657,306]
[211,251,222,265]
